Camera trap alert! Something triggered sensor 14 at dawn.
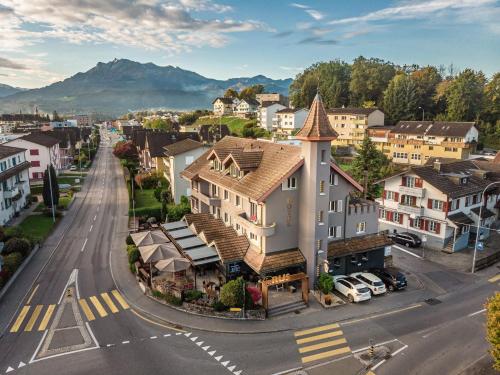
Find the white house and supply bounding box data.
[212,97,235,116]
[234,98,259,118]
[6,133,61,181]
[257,102,286,131]
[0,144,31,225]
[272,108,309,134]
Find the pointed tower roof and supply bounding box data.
[295,93,338,141]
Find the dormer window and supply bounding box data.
[229,164,239,178]
[461,177,468,185]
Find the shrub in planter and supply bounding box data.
[165,293,182,306]
[220,277,244,308]
[212,300,228,312]
[129,262,137,274]
[4,237,31,257]
[318,273,333,295]
[152,290,165,299]
[324,295,332,305]
[126,244,140,264]
[184,290,203,302]
[125,234,134,245]
[3,252,23,276]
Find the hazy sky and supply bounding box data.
[0,0,499,88]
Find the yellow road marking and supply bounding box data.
[111,290,130,310]
[295,323,340,337]
[101,293,119,313]
[25,305,43,332]
[26,284,39,304]
[296,330,343,345]
[10,306,30,333]
[79,299,96,321]
[130,309,185,332]
[298,338,348,354]
[89,296,108,317]
[488,274,500,283]
[38,305,55,331]
[301,346,351,363]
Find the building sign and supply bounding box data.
[228,263,240,274]
[384,246,392,257]
[261,272,307,287]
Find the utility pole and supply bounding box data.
[47,164,56,223]
[418,106,425,121]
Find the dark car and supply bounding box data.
[370,267,407,291]
[388,232,422,248]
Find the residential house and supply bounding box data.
[256,93,289,106]
[179,94,390,289]
[367,126,394,156]
[377,159,500,252]
[327,108,385,151]
[257,102,286,131]
[198,124,230,145]
[234,98,259,118]
[6,133,61,181]
[71,114,91,127]
[388,121,478,165]
[0,145,31,225]
[272,108,309,134]
[141,132,199,171]
[212,97,235,116]
[162,139,206,204]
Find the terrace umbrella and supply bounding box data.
[155,258,191,273]
[138,243,179,284]
[131,230,168,247]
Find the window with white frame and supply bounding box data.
[451,199,460,211]
[402,195,413,206]
[386,191,395,200]
[335,226,342,238]
[224,212,228,223]
[320,149,326,163]
[236,195,241,206]
[432,200,443,210]
[380,209,387,219]
[283,176,297,190]
[356,222,366,234]
[465,196,472,206]
[393,212,401,223]
[224,190,229,200]
[429,221,438,233]
[412,217,421,228]
[328,226,334,237]
[329,200,343,212]
[329,173,339,185]
[405,176,416,188]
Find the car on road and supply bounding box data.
[388,232,422,247]
[350,272,387,295]
[69,165,77,171]
[370,267,408,292]
[333,275,371,303]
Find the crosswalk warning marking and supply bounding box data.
[24,305,43,332]
[10,306,30,333]
[296,330,343,345]
[294,323,340,337]
[298,338,347,354]
[79,299,96,321]
[101,293,119,314]
[111,290,130,309]
[301,346,351,363]
[488,274,500,283]
[38,304,55,331]
[89,296,108,317]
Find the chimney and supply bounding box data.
[433,159,441,172]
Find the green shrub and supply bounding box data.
[132,207,162,220]
[184,290,203,302]
[318,273,334,295]
[3,252,23,275]
[126,244,140,264]
[152,290,165,299]
[3,226,23,241]
[125,234,134,245]
[220,277,245,308]
[165,293,183,306]
[212,300,228,312]
[4,238,31,257]
[486,292,500,371]
[129,262,137,274]
[30,185,43,195]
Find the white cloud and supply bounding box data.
[0,56,27,69]
[305,9,325,21]
[279,66,303,72]
[290,3,308,9]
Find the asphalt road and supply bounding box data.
[0,130,496,375]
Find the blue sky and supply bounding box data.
[0,0,499,88]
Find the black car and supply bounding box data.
[370,267,407,291]
[388,232,422,247]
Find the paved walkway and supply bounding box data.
[7,195,42,227]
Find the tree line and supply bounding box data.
[290,57,499,149]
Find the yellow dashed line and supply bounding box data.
[79,299,96,321]
[25,305,43,332]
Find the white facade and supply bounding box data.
[51,120,78,128]
[0,147,31,225]
[258,103,286,131]
[212,98,235,116]
[272,109,309,134]
[234,99,258,117]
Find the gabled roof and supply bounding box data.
[221,149,263,170]
[0,144,25,159]
[132,129,150,149]
[276,107,307,114]
[239,98,259,106]
[295,93,338,141]
[260,101,283,108]
[244,247,305,274]
[146,132,200,157]
[212,97,234,105]
[163,138,203,157]
[328,233,392,258]
[327,107,381,116]
[392,121,476,137]
[16,132,60,147]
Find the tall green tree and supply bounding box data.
[224,88,239,98]
[410,66,442,119]
[486,292,500,371]
[445,69,486,121]
[143,118,173,131]
[482,73,500,124]
[383,73,418,124]
[350,136,392,198]
[349,56,396,106]
[42,164,59,207]
[239,84,265,102]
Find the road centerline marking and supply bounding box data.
[101,293,119,313]
[25,305,43,332]
[38,305,55,331]
[10,306,31,333]
[26,284,40,305]
[80,238,88,252]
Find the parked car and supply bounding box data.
[333,275,371,303]
[350,272,387,295]
[370,267,408,292]
[69,165,77,171]
[388,232,422,247]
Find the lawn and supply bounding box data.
[134,189,161,209]
[339,162,354,173]
[18,215,56,241]
[192,116,256,136]
[57,176,84,185]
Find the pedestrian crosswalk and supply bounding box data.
[9,289,129,333]
[294,323,351,364]
[488,274,500,283]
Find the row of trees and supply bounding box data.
[224,84,265,102]
[143,118,173,131]
[290,57,499,147]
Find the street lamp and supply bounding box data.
[418,106,425,121]
[471,181,500,273]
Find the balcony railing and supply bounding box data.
[398,185,425,198]
[191,189,221,208]
[397,203,423,216]
[3,186,19,199]
[234,212,275,237]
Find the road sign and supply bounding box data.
[422,235,427,243]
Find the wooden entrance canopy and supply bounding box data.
[260,272,309,311]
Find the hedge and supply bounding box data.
[3,252,23,276]
[4,238,31,257]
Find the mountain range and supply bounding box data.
[0,59,292,116]
[0,83,25,98]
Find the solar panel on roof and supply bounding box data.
[176,237,205,249]
[162,221,187,231]
[184,246,219,261]
[169,228,195,239]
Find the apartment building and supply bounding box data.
[161,139,206,204]
[180,94,390,287]
[234,98,259,118]
[272,108,309,134]
[0,145,31,225]
[367,126,393,155]
[256,93,289,106]
[6,133,61,181]
[327,108,385,150]
[257,102,286,131]
[388,121,478,165]
[212,97,235,116]
[50,120,78,128]
[377,159,499,252]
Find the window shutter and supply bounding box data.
[443,201,448,212]
[409,218,413,227]
[399,214,404,224]
[394,192,399,201]
[415,178,423,188]
[383,190,387,199]
[338,200,343,213]
[420,219,425,230]
[435,222,441,233]
[427,199,433,209]
[402,176,407,186]
[424,220,429,231]
[379,208,382,218]
[388,211,393,221]
[412,196,417,206]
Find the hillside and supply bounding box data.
[0,83,25,98]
